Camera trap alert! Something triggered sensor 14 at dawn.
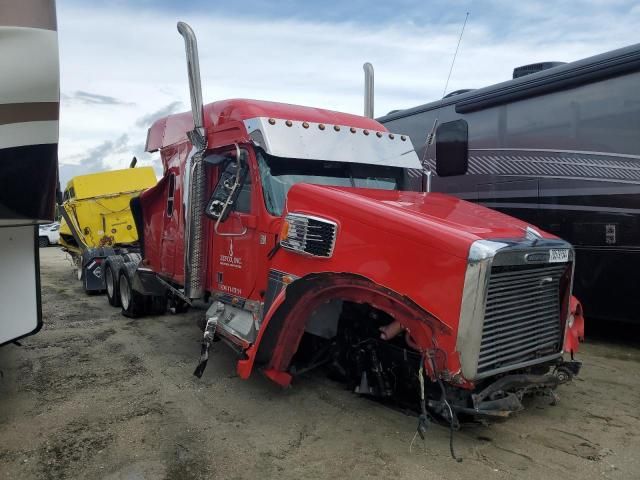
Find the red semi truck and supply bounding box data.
[104,22,584,422]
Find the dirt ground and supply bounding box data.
[1,247,639,480]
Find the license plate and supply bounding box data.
[549,249,569,263]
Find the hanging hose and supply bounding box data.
[417,354,429,439]
[427,353,463,462]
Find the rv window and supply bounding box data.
[166,173,175,217]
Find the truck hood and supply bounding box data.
[286,184,556,259]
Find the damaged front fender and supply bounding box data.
[564,296,585,355]
[237,273,458,387]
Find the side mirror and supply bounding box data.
[205,160,247,222]
[205,145,248,229]
[435,119,469,177]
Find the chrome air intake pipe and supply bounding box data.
[178,21,207,299]
[363,62,374,118]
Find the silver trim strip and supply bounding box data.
[243,117,421,169]
[457,240,505,380]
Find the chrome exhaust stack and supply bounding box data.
[178,21,205,138]
[178,21,207,299]
[363,62,374,118]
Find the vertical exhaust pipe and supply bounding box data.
[177,21,207,299]
[363,62,374,118]
[177,22,205,136]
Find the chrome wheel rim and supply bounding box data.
[120,275,130,310]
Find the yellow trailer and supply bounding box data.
[59,166,156,291]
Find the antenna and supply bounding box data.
[421,12,469,191]
[442,12,469,98]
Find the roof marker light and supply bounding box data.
[401,135,407,141]
[389,133,395,139]
[350,127,356,133]
[376,132,383,138]
[334,125,340,131]
[363,129,370,135]
[285,120,293,127]
[318,124,326,130]
[302,122,309,129]
[268,118,276,125]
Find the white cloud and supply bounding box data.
[55,2,639,185]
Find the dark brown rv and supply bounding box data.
[379,44,640,324]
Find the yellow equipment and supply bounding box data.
[59,167,157,256]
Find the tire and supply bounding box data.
[104,256,125,307]
[104,263,120,307]
[149,295,167,316]
[38,236,49,248]
[119,270,144,318]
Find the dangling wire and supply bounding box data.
[428,354,463,462]
[410,354,429,455]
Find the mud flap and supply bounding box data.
[82,247,116,292]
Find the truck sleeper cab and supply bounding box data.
[106,97,583,420]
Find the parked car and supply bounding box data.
[38,222,60,247]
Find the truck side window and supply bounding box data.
[234,170,252,214]
[166,173,175,217]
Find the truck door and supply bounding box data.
[209,151,260,301]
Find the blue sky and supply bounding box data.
[56,0,640,185]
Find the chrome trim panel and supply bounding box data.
[457,240,506,380]
[243,117,421,169]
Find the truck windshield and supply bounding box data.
[257,151,421,216]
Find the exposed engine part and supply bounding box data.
[287,301,574,461]
[554,360,582,384]
[379,320,404,341]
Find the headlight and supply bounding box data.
[280,213,337,258]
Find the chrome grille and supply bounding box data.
[477,263,567,376]
[281,214,337,258]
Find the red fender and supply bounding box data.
[564,295,585,354]
[237,274,457,387]
[236,289,289,381]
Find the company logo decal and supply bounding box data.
[220,239,243,269]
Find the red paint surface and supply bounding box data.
[564,296,585,354]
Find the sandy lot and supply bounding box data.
[1,247,639,480]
